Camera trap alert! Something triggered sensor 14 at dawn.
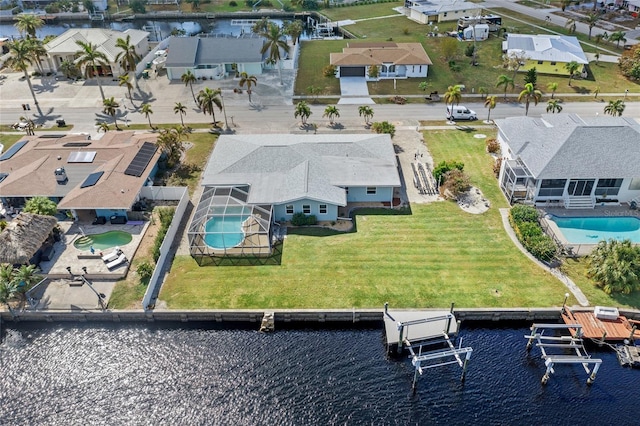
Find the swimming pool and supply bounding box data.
[204,215,248,249]
[74,231,133,251]
[550,216,640,244]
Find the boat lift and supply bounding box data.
[525,323,602,385]
[384,303,473,393]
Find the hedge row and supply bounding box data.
[509,205,557,262]
[152,207,176,263]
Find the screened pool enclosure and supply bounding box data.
[188,186,276,265]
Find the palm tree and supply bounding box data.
[609,31,627,48]
[15,14,44,39]
[546,99,563,114]
[478,86,488,100]
[323,105,340,125]
[103,97,121,130]
[0,268,18,314]
[565,61,580,86]
[12,264,40,294]
[260,22,290,85]
[97,122,110,133]
[6,39,39,106]
[496,75,514,100]
[307,85,322,103]
[284,20,304,45]
[197,87,222,124]
[587,239,640,295]
[75,40,109,101]
[517,82,542,116]
[181,70,198,104]
[594,86,600,99]
[174,102,187,127]
[115,35,141,74]
[583,12,600,39]
[26,38,46,74]
[294,101,312,125]
[118,73,134,101]
[443,85,462,117]
[238,72,258,102]
[141,103,155,129]
[59,59,80,79]
[358,105,374,126]
[157,127,187,168]
[547,82,558,99]
[560,0,571,11]
[564,18,576,34]
[484,95,497,123]
[604,99,625,117]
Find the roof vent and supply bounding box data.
[55,167,68,184]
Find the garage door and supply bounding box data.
[340,66,365,77]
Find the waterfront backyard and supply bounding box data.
[159,129,640,310]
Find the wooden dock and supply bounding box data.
[561,310,640,341]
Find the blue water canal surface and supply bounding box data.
[1,323,638,425]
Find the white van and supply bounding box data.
[446,105,477,121]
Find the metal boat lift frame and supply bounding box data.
[525,323,602,385]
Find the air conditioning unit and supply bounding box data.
[594,306,619,321]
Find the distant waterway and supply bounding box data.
[1,322,638,425]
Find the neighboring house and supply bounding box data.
[330,42,432,79]
[15,0,107,11]
[188,134,401,262]
[404,0,482,24]
[502,34,588,76]
[495,114,640,209]
[42,28,150,77]
[164,36,263,80]
[0,132,161,222]
[626,0,640,12]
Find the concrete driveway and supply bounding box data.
[338,77,374,105]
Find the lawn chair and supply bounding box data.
[102,247,121,263]
[106,253,127,270]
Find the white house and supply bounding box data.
[404,0,482,24]
[164,36,264,81]
[330,42,432,79]
[495,114,640,209]
[42,28,149,77]
[502,34,589,76]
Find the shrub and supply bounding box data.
[464,44,475,57]
[448,60,461,72]
[323,65,337,77]
[441,169,470,197]
[493,157,502,178]
[485,138,500,154]
[371,121,396,138]
[587,239,640,294]
[528,235,557,262]
[403,28,409,35]
[306,215,317,225]
[389,96,406,105]
[433,160,464,183]
[152,207,175,262]
[137,261,154,284]
[229,0,237,5]
[510,204,538,223]
[291,212,307,226]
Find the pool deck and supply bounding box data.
[38,221,149,278]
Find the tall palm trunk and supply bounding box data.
[93,64,105,101]
[23,69,39,105]
[190,84,197,104]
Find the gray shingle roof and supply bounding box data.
[495,114,640,179]
[504,34,588,64]
[202,134,401,206]
[165,37,263,68]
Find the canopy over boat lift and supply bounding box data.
[384,303,473,393]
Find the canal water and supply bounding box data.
[1,322,637,425]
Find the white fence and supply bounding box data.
[141,186,190,310]
[140,186,186,201]
[136,38,172,77]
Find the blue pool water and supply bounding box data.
[551,216,640,244]
[204,215,248,249]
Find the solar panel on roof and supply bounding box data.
[80,171,104,188]
[124,142,157,177]
[0,141,28,161]
[67,151,96,163]
[63,142,92,147]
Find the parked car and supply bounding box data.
[446,105,477,121]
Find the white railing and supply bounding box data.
[140,186,186,201]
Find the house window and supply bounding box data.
[537,60,544,65]
[567,179,595,196]
[419,65,422,72]
[367,187,377,195]
[303,205,311,214]
[443,12,447,17]
[538,179,566,197]
[285,205,294,214]
[595,178,623,196]
[345,187,349,194]
[319,204,327,214]
[550,62,557,65]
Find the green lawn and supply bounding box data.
[321,1,404,21]
[0,134,24,150]
[160,129,580,310]
[163,132,217,194]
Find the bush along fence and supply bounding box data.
[509,205,558,262]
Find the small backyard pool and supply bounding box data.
[549,216,640,244]
[204,215,248,249]
[74,231,133,251]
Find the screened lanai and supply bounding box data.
[188,186,274,266]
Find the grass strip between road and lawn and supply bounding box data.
[159,129,629,310]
